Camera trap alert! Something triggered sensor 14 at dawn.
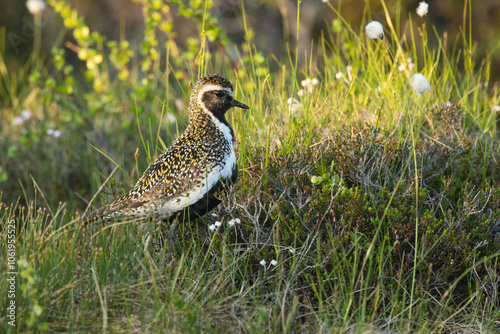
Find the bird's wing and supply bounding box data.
[83,137,213,221]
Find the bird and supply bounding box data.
[83,74,249,223]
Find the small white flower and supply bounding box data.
[270,259,278,266]
[53,130,61,138]
[376,86,382,93]
[411,73,431,95]
[416,2,429,17]
[287,97,302,112]
[228,218,240,227]
[260,259,267,266]
[347,66,353,81]
[298,89,305,97]
[13,116,24,126]
[398,64,406,71]
[301,78,319,93]
[365,21,384,40]
[335,72,343,80]
[446,101,452,107]
[46,129,54,135]
[322,0,329,3]
[209,224,216,231]
[493,105,500,112]
[166,112,176,124]
[214,221,222,227]
[408,58,415,72]
[26,0,46,15]
[174,98,185,110]
[21,110,32,120]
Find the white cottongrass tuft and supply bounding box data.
[260,260,267,267]
[493,105,500,112]
[12,116,24,126]
[407,58,415,72]
[21,110,32,120]
[165,112,177,124]
[398,64,406,72]
[26,0,46,15]
[209,224,216,231]
[416,2,429,17]
[47,129,61,138]
[270,259,278,266]
[365,21,384,40]
[301,78,319,93]
[347,66,353,81]
[228,218,240,227]
[411,73,431,95]
[335,72,343,80]
[287,97,302,112]
[174,98,185,110]
[214,221,222,227]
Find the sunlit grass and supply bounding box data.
[1,0,500,332]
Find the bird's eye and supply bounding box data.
[214,90,225,97]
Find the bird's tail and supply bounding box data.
[80,205,111,223]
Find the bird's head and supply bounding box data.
[189,74,249,122]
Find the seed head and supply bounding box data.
[365,21,384,40]
[411,73,431,95]
[416,2,429,17]
[26,0,46,15]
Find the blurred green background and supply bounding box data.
[2,0,500,81]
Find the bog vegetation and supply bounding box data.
[1,0,499,332]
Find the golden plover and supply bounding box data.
[83,74,249,222]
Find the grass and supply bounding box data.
[1,0,500,332]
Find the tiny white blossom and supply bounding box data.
[228,218,240,227]
[21,110,32,120]
[270,259,278,266]
[166,112,177,124]
[26,0,46,15]
[209,224,216,231]
[407,58,415,72]
[260,259,267,266]
[411,73,431,95]
[298,89,305,97]
[416,2,429,17]
[301,78,319,93]
[365,21,384,40]
[214,221,222,227]
[287,97,302,112]
[46,129,54,135]
[174,98,185,110]
[53,130,61,138]
[376,86,382,93]
[335,72,343,80]
[346,66,353,81]
[398,64,406,71]
[493,105,500,112]
[446,101,452,107]
[13,116,24,126]
[322,0,329,3]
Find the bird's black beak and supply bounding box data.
[231,98,250,109]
